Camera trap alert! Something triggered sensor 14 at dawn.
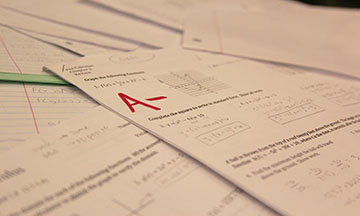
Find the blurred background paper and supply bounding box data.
[0,0,182,48]
[0,26,78,76]
[182,4,360,79]
[86,0,304,31]
[14,29,109,56]
[0,8,138,51]
[85,0,214,30]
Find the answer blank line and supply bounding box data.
[112,199,143,216]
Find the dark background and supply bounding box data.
[295,0,360,7]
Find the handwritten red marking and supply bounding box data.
[119,93,167,113]
[146,96,167,101]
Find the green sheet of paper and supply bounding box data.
[0,72,71,85]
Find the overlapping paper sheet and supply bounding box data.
[47,49,360,216]
[182,3,360,79]
[15,29,108,56]
[0,26,78,75]
[0,26,98,149]
[0,105,277,216]
[87,0,302,30]
[0,8,138,51]
[0,0,181,48]
[86,0,216,30]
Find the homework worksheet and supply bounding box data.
[47,50,360,216]
[0,83,98,149]
[0,106,277,216]
[0,26,98,149]
[182,5,360,78]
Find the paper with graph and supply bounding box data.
[47,49,360,216]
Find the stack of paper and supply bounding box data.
[1,0,359,215]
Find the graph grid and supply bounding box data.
[155,70,229,97]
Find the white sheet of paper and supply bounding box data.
[88,0,301,30]
[86,0,213,30]
[16,29,109,56]
[0,8,138,51]
[0,26,98,149]
[0,83,98,149]
[0,0,181,48]
[0,106,278,216]
[182,5,360,79]
[0,25,78,75]
[47,49,360,216]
